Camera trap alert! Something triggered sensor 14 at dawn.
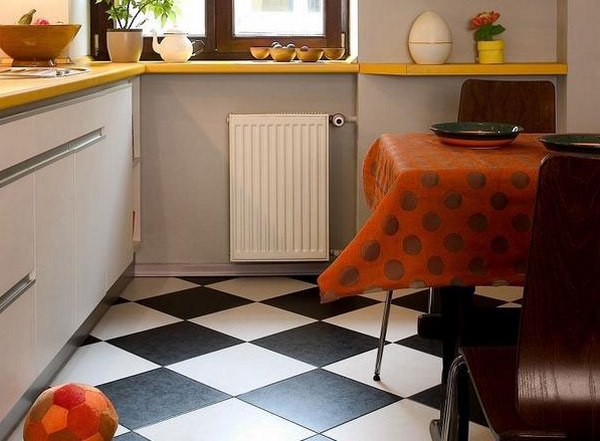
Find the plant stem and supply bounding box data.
[129,0,154,29]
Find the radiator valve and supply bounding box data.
[330,113,346,127]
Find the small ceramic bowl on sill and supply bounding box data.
[295,47,324,62]
[269,47,296,62]
[250,46,271,60]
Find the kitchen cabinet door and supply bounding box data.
[74,134,109,327]
[0,283,36,422]
[34,154,76,372]
[102,87,134,289]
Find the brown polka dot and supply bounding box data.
[382,215,400,236]
[511,171,531,189]
[427,256,445,275]
[468,213,488,232]
[361,240,381,262]
[410,280,427,289]
[450,277,464,287]
[444,233,464,253]
[384,260,405,280]
[490,192,509,210]
[421,172,440,188]
[512,214,531,232]
[401,191,419,211]
[422,212,442,232]
[467,172,486,189]
[491,236,509,254]
[515,260,528,274]
[402,235,422,255]
[443,191,462,209]
[469,257,488,276]
[339,266,359,286]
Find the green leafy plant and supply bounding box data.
[96,0,179,29]
[470,11,505,41]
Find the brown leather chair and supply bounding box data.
[458,79,556,133]
[441,148,600,440]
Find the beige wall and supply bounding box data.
[138,74,357,266]
[359,0,557,63]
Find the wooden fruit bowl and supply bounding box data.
[0,24,81,66]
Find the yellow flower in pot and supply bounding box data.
[470,11,505,64]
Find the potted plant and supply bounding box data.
[96,0,178,62]
[470,11,506,64]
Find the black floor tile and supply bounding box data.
[113,297,131,305]
[178,276,233,286]
[408,383,488,427]
[108,321,243,366]
[396,335,443,358]
[262,287,379,320]
[98,368,229,430]
[304,435,335,441]
[114,432,150,441]
[472,294,507,309]
[513,298,523,305]
[240,370,400,432]
[252,322,379,367]
[81,335,102,346]
[391,290,431,313]
[138,286,252,319]
[288,275,320,284]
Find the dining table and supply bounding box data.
[317,132,548,441]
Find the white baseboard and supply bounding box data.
[134,262,330,277]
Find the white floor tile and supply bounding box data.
[475,286,523,302]
[190,303,316,341]
[168,343,315,395]
[206,277,316,301]
[51,342,159,387]
[499,302,522,308]
[5,419,23,441]
[324,303,420,341]
[90,303,181,340]
[121,277,200,301]
[361,288,424,302]
[323,400,493,441]
[324,345,441,398]
[115,425,129,436]
[137,398,315,441]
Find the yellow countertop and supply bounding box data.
[0,62,145,112]
[360,62,569,76]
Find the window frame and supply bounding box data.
[90,0,349,61]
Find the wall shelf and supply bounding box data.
[360,63,568,77]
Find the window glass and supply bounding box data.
[233,0,324,36]
[137,0,205,36]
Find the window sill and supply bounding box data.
[141,59,359,74]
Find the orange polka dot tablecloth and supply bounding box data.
[318,133,548,301]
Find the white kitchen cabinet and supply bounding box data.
[34,155,76,372]
[0,282,36,423]
[0,176,34,297]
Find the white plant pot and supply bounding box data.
[106,29,143,63]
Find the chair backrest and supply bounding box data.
[458,79,556,133]
[517,151,600,439]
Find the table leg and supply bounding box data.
[424,286,474,441]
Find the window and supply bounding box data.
[90,0,348,60]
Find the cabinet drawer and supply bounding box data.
[34,92,108,153]
[0,116,36,172]
[0,176,34,296]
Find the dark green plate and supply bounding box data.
[430,122,523,141]
[539,134,600,154]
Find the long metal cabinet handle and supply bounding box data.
[0,128,105,190]
[0,276,35,314]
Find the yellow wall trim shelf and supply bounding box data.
[360,63,568,76]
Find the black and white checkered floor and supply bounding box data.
[8,277,524,441]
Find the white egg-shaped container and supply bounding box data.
[408,11,452,64]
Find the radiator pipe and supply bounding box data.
[329,113,357,127]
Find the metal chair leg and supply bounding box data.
[373,290,393,381]
[440,355,469,441]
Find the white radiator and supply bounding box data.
[229,113,329,262]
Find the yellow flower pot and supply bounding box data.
[477,40,504,64]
